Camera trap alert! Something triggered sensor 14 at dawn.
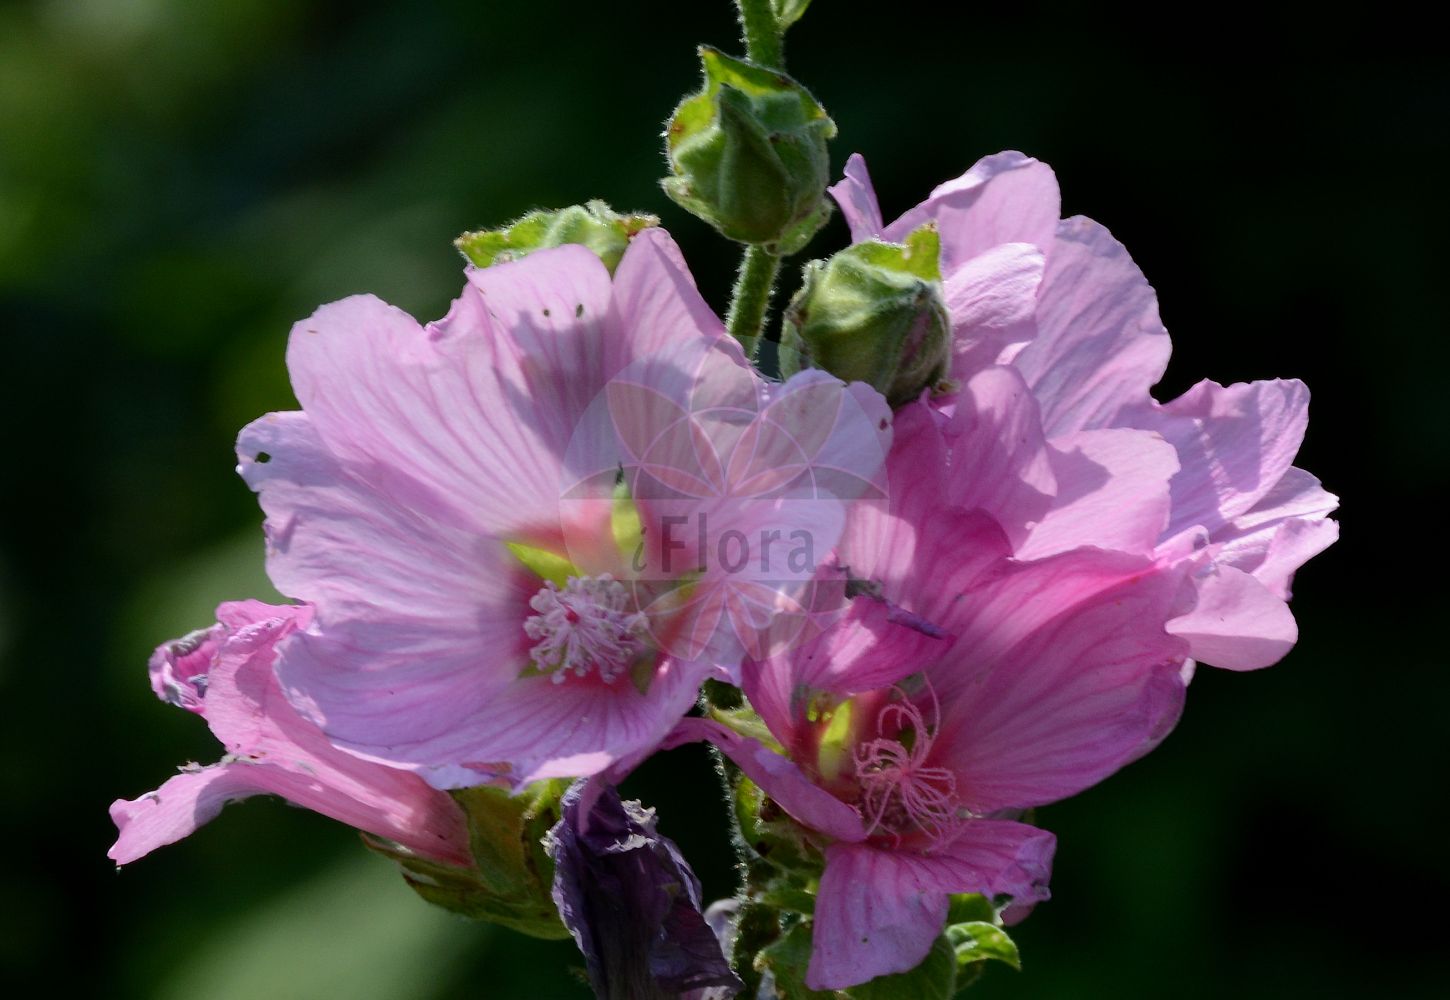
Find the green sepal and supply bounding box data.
[846,935,957,1000]
[781,223,953,407]
[456,200,657,274]
[756,922,836,1000]
[772,0,814,30]
[364,780,570,940]
[755,882,819,915]
[708,698,786,754]
[945,893,996,925]
[663,47,835,254]
[733,775,823,877]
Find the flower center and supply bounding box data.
[524,574,649,684]
[853,692,961,846]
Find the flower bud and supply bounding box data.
[547,782,742,1000]
[780,224,952,406]
[662,47,835,255]
[456,201,658,274]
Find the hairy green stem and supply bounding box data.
[725,244,781,358]
[736,0,784,67]
[732,899,782,994]
[724,1,788,358]
[720,6,790,974]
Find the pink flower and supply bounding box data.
[240,229,889,789]
[666,405,1192,989]
[830,152,1338,671]
[109,601,470,866]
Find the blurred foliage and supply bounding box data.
[1,1,1445,997]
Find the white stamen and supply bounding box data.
[523,575,649,684]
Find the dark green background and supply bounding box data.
[2,2,1442,996]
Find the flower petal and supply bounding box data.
[664,718,866,844]
[1167,563,1298,671]
[943,368,1055,548]
[882,151,1061,275]
[761,593,952,700]
[111,602,470,866]
[239,411,528,753]
[943,243,1044,381]
[284,287,562,534]
[1247,516,1339,600]
[148,622,224,713]
[806,823,1054,990]
[1012,216,1171,437]
[1146,378,1313,536]
[609,228,730,359]
[435,656,715,789]
[110,765,280,866]
[828,152,886,242]
[930,549,1189,811]
[1017,427,1178,559]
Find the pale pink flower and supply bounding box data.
[240,229,888,789]
[667,405,1191,989]
[110,601,470,866]
[562,351,890,667]
[831,152,1337,671]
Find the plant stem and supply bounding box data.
[724,1,788,357]
[731,899,782,995]
[725,245,782,358]
[736,0,784,67]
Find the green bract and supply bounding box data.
[756,923,832,999]
[848,935,958,1000]
[366,780,570,940]
[455,200,657,274]
[663,47,835,254]
[780,224,952,406]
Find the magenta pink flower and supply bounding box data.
[666,404,1192,989]
[240,229,888,789]
[831,152,1337,671]
[110,601,470,866]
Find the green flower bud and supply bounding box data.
[455,200,657,274]
[662,47,835,255]
[780,224,953,406]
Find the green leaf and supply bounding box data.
[847,935,957,1000]
[945,921,1021,971]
